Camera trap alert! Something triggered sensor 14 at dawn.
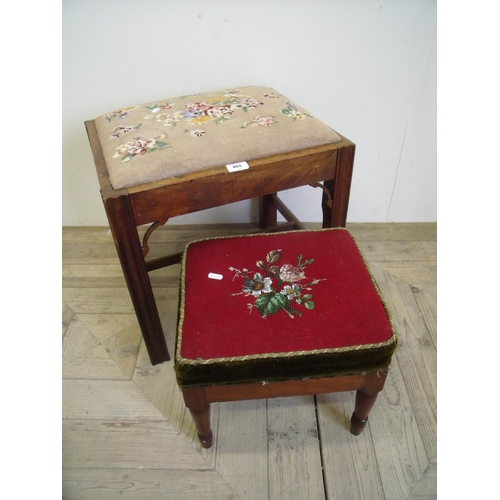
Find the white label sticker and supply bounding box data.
[226,161,249,173]
[208,272,223,280]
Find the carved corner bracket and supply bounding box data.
[309,183,333,208]
[141,219,168,257]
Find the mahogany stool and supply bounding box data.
[85,86,355,365]
[174,228,397,448]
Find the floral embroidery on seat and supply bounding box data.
[189,129,206,138]
[280,102,312,121]
[103,105,140,122]
[110,123,142,139]
[112,135,170,163]
[229,249,325,318]
[101,88,322,161]
[144,112,181,127]
[145,102,175,113]
[240,116,277,128]
[263,91,283,98]
[142,91,265,129]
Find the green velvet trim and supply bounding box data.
[174,341,397,388]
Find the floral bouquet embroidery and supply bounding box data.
[145,102,175,113]
[229,249,325,318]
[112,135,170,163]
[280,102,312,121]
[240,116,277,128]
[143,91,265,129]
[110,123,142,139]
[103,105,141,122]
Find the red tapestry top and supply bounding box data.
[178,228,394,361]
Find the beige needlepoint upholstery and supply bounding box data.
[94,86,342,190]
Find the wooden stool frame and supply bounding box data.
[85,120,355,365]
[183,370,387,448]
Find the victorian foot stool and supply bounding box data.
[174,227,397,448]
[85,86,356,365]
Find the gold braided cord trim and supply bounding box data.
[177,337,397,366]
[175,227,398,365]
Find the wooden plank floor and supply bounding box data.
[62,223,437,500]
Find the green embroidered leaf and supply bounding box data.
[231,248,324,318]
[255,292,288,317]
[266,250,281,264]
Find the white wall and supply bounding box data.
[62,0,436,225]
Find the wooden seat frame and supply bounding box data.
[183,370,387,448]
[85,120,355,365]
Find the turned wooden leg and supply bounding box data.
[259,193,277,229]
[183,388,213,449]
[322,142,355,228]
[350,370,387,436]
[104,195,170,365]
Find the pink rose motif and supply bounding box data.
[207,104,233,118]
[279,263,306,283]
[252,116,275,127]
[188,101,211,111]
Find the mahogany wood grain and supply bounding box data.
[350,370,387,435]
[182,387,213,448]
[332,141,355,227]
[103,194,170,364]
[259,193,278,229]
[323,136,355,228]
[182,370,385,448]
[204,375,366,402]
[145,252,183,272]
[128,149,338,225]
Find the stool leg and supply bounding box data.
[322,142,355,228]
[104,195,170,365]
[182,388,213,448]
[259,193,277,229]
[350,370,387,435]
